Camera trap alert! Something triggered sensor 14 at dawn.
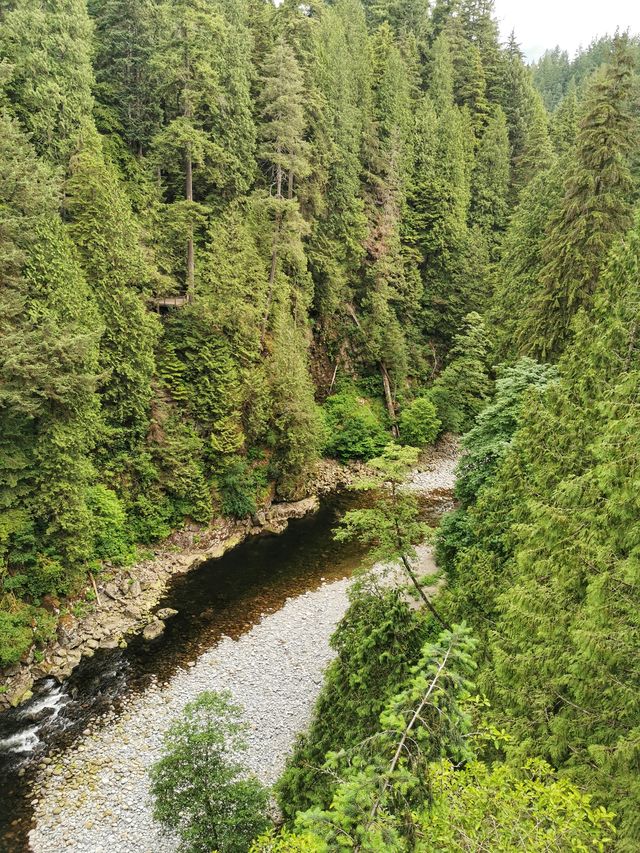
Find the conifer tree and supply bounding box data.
[0,113,101,585]
[89,0,163,155]
[550,80,579,155]
[430,311,492,433]
[64,124,160,463]
[151,0,256,291]
[470,105,510,257]
[529,35,636,358]
[0,0,95,163]
[407,39,478,360]
[257,36,311,346]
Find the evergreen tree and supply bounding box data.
[430,312,492,432]
[470,105,510,258]
[257,36,311,345]
[529,36,636,358]
[0,113,101,599]
[550,79,579,155]
[89,0,163,155]
[65,124,160,464]
[0,0,95,163]
[151,0,256,291]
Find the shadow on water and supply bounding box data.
[0,485,454,852]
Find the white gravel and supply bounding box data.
[29,580,351,853]
[406,436,459,494]
[28,442,459,853]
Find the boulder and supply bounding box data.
[142,619,165,642]
[156,608,178,621]
[8,670,34,708]
[103,582,120,600]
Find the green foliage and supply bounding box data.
[0,607,33,667]
[216,458,258,519]
[277,577,431,818]
[0,0,95,164]
[522,35,637,359]
[418,758,615,851]
[453,358,557,506]
[437,214,640,848]
[323,391,388,461]
[85,484,134,564]
[398,396,440,447]
[291,626,478,850]
[430,312,492,433]
[150,691,270,853]
[335,444,425,565]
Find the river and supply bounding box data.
[0,447,457,852]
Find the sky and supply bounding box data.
[493,0,640,62]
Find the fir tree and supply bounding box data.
[530,35,636,358]
[0,0,95,163]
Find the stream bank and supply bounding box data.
[0,460,364,712]
[0,437,459,852]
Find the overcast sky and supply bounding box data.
[493,0,640,61]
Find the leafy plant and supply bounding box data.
[398,396,441,447]
[150,691,270,853]
[323,390,388,462]
[217,457,258,519]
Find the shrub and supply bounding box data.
[0,606,33,666]
[399,397,441,447]
[217,457,258,519]
[127,492,174,544]
[150,691,269,853]
[323,391,388,462]
[86,484,134,564]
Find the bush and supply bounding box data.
[86,484,134,564]
[323,391,388,462]
[150,691,270,853]
[399,397,441,447]
[0,606,33,666]
[127,492,174,544]
[217,457,258,519]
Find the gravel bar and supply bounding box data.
[29,441,459,853]
[29,579,351,853]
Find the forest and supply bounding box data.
[1,0,639,849]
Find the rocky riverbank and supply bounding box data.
[1,441,457,711]
[26,439,459,853]
[0,496,323,711]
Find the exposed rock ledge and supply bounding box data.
[0,438,458,711]
[0,494,323,711]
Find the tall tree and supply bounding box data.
[257,36,311,346]
[65,124,160,465]
[528,36,636,358]
[0,113,101,587]
[0,0,95,164]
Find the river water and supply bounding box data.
[0,481,455,852]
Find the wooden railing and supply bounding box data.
[152,294,191,310]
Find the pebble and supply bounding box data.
[28,445,458,853]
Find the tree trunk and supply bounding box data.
[379,361,399,437]
[401,555,451,630]
[186,145,194,300]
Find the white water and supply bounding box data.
[0,727,40,754]
[0,681,70,757]
[17,682,69,724]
